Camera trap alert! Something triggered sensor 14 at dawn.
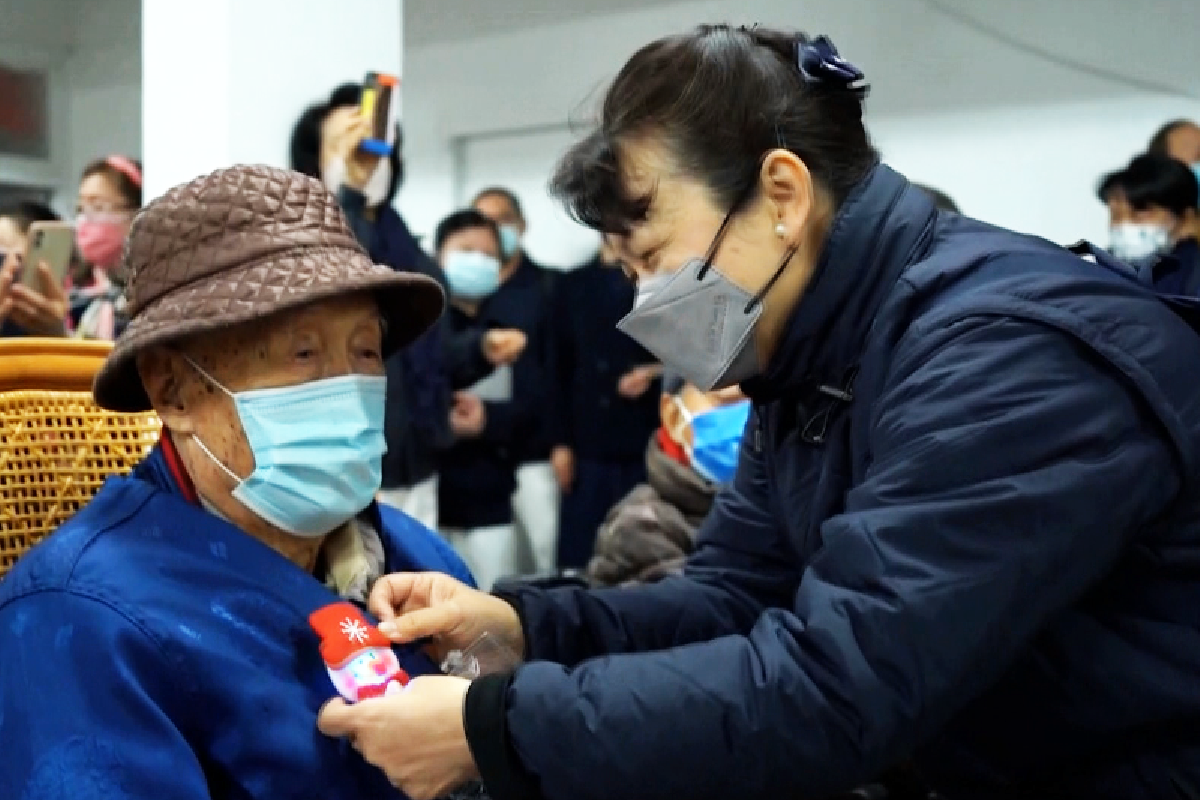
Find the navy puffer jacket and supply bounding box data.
[464,165,1200,800]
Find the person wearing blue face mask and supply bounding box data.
[0,165,479,800]
[434,209,545,591]
[586,373,748,587]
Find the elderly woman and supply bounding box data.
[0,165,473,799]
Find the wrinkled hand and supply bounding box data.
[370,571,524,664]
[482,328,526,366]
[0,261,67,336]
[617,364,660,399]
[551,445,574,492]
[325,107,383,192]
[449,392,486,438]
[318,676,477,800]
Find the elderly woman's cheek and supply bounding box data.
[201,403,256,477]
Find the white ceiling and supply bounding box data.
[406,0,694,46]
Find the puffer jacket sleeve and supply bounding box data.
[492,408,801,667]
[468,315,1181,800]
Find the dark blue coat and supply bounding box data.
[1143,236,1200,297]
[550,256,660,462]
[0,445,474,799]
[464,165,1200,800]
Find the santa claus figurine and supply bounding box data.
[309,602,410,702]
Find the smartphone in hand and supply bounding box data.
[22,221,74,289]
[359,72,399,157]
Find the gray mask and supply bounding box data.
[617,257,763,391]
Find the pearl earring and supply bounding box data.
[775,222,787,237]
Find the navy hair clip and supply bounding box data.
[797,35,865,87]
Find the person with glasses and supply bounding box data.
[70,155,142,339]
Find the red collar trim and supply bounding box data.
[161,432,199,505]
[657,427,690,468]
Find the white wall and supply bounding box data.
[142,0,402,201]
[401,0,1200,264]
[0,0,142,214]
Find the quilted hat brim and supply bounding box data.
[92,245,445,413]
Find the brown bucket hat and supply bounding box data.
[93,164,445,412]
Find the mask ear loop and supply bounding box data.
[178,353,244,486]
[697,175,762,281]
[744,243,799,314]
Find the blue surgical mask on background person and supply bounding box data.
[186,357,388,537]
[1192,163,1200,192]
[675,397,752,484]
[499,225,521,261]
[445,250,501,301]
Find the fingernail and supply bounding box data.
[378,620,398,637]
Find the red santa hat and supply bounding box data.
[309,602,394,670]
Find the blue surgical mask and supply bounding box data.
[498,225,521,260]
[445,250,501,301]
[187,358,387,537]
[1192,163,1200,191]
[676,398,751,484]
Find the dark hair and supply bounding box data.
[1098,154,1199,214]
[0,201,60,234]
[1148,119,1198,157]
[82,157,142,209]
[472,187,524,222]
[913,184,959,214]
[434,209,501,254]
[550,24,877,234]
[289,82,404,206]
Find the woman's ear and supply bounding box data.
[759,149,814,245]
[137,347,197,434]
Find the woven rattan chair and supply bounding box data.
[0,337,160,577]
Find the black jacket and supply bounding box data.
[437,304,520,529]
[479,254,556,464]
[550,257,660,461]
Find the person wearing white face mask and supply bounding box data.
[1099,153,1200,295]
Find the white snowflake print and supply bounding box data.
[340,617,370,645]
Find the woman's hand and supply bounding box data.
[317,675,478,800]
[0,261,67,336]
[325,107,383,192]
[370,571,524,664]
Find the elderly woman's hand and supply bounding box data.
[318,676,477,800]
[325,106,383,192]
[0,261,67,336]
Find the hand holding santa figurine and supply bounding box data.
[309,602,410,703]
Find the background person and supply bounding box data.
[1099,153,1200,294]
[550,238,661,569]
[472,187,561,575]
[0,201,70,337]
[71,155,142,339]
[434,209,534,591]
[586,371,747,587]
